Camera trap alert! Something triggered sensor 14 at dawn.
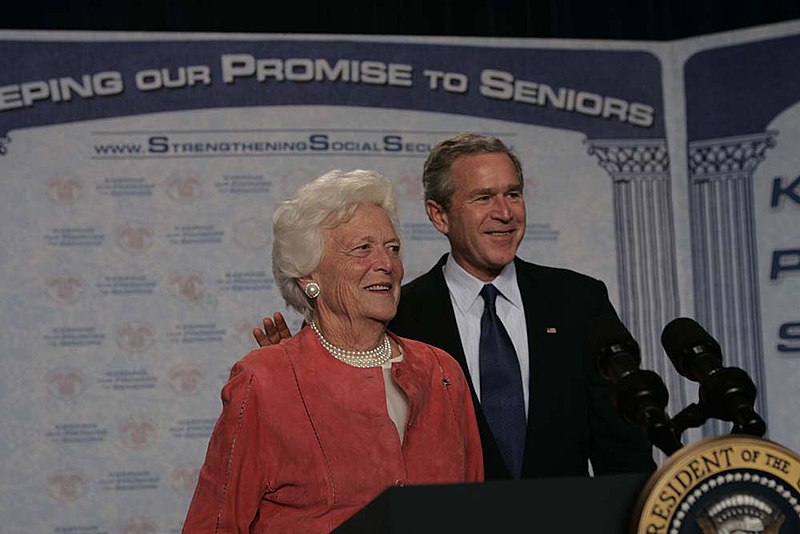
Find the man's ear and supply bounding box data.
[425,200,449,236]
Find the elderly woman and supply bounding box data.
[183,169,483,533]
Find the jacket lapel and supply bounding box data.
[405,256,468,371]
[516,259,551,473]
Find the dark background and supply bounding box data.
[3,0,800,40]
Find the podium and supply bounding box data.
[335,472,650,533]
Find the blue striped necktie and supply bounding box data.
[479,284,527,479]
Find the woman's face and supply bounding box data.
[311,203,404,326]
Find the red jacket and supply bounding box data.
[183,325,483,533]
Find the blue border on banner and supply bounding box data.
[685,32,800,140]
[0,39,664,140]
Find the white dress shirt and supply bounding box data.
[442,255,530,417]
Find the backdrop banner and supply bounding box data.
[1,25,798,532]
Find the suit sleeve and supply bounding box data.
[182,362,268,533]
[586,280,657,475]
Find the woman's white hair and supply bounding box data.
[272,169,400,322]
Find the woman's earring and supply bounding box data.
[303,282,320,299]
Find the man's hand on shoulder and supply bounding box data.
[252,312,293,347]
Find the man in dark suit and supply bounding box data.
[256,132,655,480]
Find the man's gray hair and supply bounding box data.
[272,169,400,322]
[422,132,523,210]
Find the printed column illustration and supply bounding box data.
[687,131,776,437]
[586,138,687,415]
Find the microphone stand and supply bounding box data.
[670,365,767,438]
[660,317,768,440]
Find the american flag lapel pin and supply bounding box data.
[546,327,557,334]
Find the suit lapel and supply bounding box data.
[411,256,469,374]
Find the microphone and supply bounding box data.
[588,315,682,455]
[660,317,766,437]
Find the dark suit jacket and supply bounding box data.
[389,254,656,480]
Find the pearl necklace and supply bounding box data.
[310,320,392,368]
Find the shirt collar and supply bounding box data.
[442,254,522,313]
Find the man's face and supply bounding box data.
[426,152,526,281]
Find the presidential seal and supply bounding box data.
[632,435,800,533]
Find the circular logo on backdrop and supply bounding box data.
[116,321,156,353]
[119,418,158,449]
[165,174,203,203]
[169,467,200,493]
[46,469,87,502]
[44,274,85,305]
[168,364,206,396]
[395,172,423,201]
[632,435,800,533]
[235,317,260,346]
[167,271,217,309]
[232,216,270,250]
[45,366,87,399]
[121,516,159,534]
[116,222,155,254]
[46,174,82,205]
